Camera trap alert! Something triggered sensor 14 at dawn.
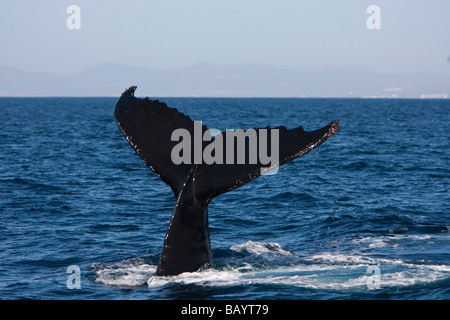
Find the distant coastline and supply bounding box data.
[1,63,449,98]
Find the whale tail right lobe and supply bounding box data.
[114,86,339,276]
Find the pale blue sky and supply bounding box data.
[1,0,449,74]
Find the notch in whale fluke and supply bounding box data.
[114,86,339,276]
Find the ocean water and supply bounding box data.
[0,97,448,300]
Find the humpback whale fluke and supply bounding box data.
[114,86,339,276]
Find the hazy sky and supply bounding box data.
[1,0,449,75]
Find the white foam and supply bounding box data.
[146,263,360,289]
[304,252,378,265]
[352,233,450,251]
[93,241,450,291]
[95,264,156,287]
[230,240,293,256]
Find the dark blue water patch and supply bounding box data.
[1,97,449,300]
[87,224,141,232]
[388,225,449,235]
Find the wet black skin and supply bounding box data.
[114,86,339,276]
[156,167,213,276]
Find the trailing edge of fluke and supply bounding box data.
[114,86,339,276]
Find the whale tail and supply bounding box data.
[114,86,338,276]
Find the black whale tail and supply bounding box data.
[114,86,339,276]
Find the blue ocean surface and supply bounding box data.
[0,97,448,300]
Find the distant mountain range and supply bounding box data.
[1,63,449,98]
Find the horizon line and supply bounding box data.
[2,62,450,77]
[0,95,447,100]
